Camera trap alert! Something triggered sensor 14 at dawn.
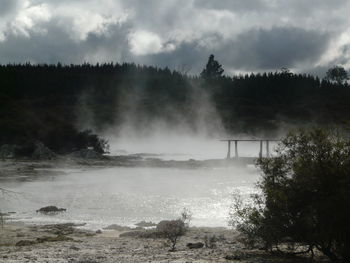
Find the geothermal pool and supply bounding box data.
[0,165,260,230]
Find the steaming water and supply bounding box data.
[109,137,278,161]
[0,165,259,230]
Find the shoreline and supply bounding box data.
[0,221,242,262]
[0,221,321,263]
[0,153,256,170]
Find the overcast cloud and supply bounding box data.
[0,0,350,75]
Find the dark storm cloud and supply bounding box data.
[134,28,330,73]
[0,0,349,75]
[222,27,331,70]
[0,22,84,63]
[195,0,348,15]
[0,19,132,64]
[282,0,348,15]
[194,0,267,12]
[0,0,19,15]
[133,41,205,72]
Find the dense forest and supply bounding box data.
[0,56,350,155]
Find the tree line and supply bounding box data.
[0,57,349,154]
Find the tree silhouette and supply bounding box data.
[200,54,224,80]
[1,62,350,153]
[325,65,349,85]
[231,129,350,262]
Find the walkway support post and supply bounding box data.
[266,140,270,157]
[220,139,279,159]
[259,140,263,158]
[226,141,231,159]
[234,140,238,158]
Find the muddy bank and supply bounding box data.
[0,222,327,263]
[0,153,254,172]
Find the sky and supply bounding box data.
[0,0,350,76]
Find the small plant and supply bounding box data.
[180,207,192,227]
[156,219,187,251]
[0,211,4,229]
[204,235,217,248]
[155,208,192,251]
[228,191,263,248]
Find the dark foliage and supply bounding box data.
[200,54,224,80]
[1,62,350,153]
[325,66,349,85]
[156,219,187,251]
[231,129,350,262]
[76,130,109,154]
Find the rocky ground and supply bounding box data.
[0,222,328,263]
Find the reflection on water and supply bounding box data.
[0,166,259,230]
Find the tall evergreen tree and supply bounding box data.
[200,54,224,80]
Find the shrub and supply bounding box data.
[156,219,187,251]
[204,235,217,248]
[180,207,192,227]
[76,129,109,154]
[0,211,4,229]
[230,129,350,262]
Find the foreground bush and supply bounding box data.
[156,219,186,251]
[120,209,191,251]
[231,129,350,262]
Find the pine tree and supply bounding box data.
[200,54,224,80]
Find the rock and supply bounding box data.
[252,259,268,263]
[36,235,73,243]
[186,242,204,249]
[69,149,104,159]
[36,206,66,214]
[38,223,76,235]
[103,224,132,231]
[16,234,73,246]
[225,252,247,261]
[70,245,80,251]
[95,229,102,234]
[16,240,36,246]
[32,142,56,160]
[134,221,157,228]
[119,229,162,238]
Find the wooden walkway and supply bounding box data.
[220,139,281,159]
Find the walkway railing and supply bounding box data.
[220,139,281,159]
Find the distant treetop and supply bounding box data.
[200,54,224,80]
[325,65,349,85]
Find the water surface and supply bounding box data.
[0,165,259,230]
